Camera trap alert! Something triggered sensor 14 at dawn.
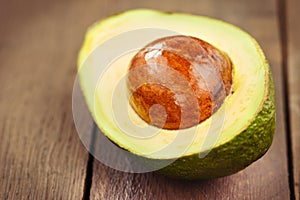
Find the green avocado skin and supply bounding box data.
[154,68,276,180]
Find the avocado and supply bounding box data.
[77,9,275,179]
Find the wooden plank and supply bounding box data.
[0,0,103,199]
[89,0,290,199]
[286,0,300,198]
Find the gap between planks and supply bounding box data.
[277,0,296,199]
[82,124,97,200]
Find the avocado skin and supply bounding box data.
[155,69,275,179]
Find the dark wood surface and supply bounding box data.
[0,0,297,199]
[287,0,300,198]
[0,0,93,199]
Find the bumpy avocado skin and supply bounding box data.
[156,69,275,179]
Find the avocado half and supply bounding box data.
[77,9,275,179]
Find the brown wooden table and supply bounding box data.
[0,0,299,199]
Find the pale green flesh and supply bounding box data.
[78,9,270,160]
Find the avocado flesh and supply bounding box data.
[78,9,275,179]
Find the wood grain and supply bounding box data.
[0,0,293,199]
[89,0,291,199]
[0,0,101,199]
[286,0,300,198]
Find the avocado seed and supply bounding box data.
[127,35,232,130]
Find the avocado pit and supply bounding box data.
[127,35,232,130]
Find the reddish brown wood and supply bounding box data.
[0,0,292,199]
[287,0,300,198]
[0,0,99,199]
